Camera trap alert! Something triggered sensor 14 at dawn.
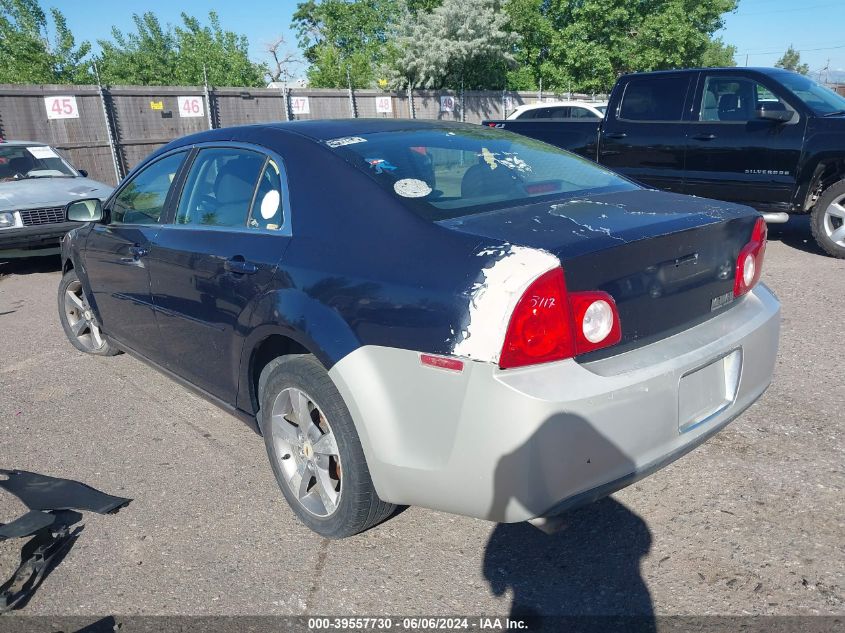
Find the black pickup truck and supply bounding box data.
[483,67,845,257]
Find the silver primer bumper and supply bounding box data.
[329,284,780,523]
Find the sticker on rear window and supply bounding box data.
[325,136,367,148]
[394,178,432,198]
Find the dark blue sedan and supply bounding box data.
[59,120,780,538]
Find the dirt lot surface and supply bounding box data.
[0,216,842,620]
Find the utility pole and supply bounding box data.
[203,65,215,130]
[94,62,123,184]
[346,66,357,118]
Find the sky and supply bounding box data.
[47,0,845,84]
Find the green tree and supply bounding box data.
[775,45,809,75]
[0,0,93,84]
[389,0,518,89]
[506,0,738,93]
[97,11,266,87]
[292,0,399,88]
[701,37,737,67]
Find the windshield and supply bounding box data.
[777,73,845,115]
[0,145,76,181]
[326,127,637,221]
[595,105,607,114]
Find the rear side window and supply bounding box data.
[175,148,265,227]
[619,76,690,121]
[247,159,285,231]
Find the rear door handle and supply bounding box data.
[224,257,258,275]
[693,133,717,141]
[605,132,628,139]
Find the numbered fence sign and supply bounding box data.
[44,96,79,120]
[440,95,455,113]
[290,96,310,115]
[375,95,392,114]
[178,96,205,118]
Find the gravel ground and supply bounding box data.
[0,215,842,619]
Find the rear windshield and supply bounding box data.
[325,127,637,220]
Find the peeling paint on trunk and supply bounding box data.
[453,244,559,363]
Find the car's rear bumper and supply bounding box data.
[329,284,780,523]
[0,222,79,250]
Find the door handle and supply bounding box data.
[605,132,628,139]
[693,133,717,141]
[224,257,258,275]
[121,244,149,262]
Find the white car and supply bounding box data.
[507,100,608,120]
[0,141,112,254]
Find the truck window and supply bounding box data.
[698,76,791,122]
[619,76,689,121]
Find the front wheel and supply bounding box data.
[810,180,845,258]
[258,355,395,538]
[57,270,119,356]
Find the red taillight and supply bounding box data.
[499,267,621,369]
[734,217,767,298]
[569,290,622,355]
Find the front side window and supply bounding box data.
[327,127,637,221]
[175,148,265,227]
[698,76,792,122]
[619,76,690,121]
[570,106,599,119]
[111,151,186,224]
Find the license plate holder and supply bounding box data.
[678,349,742,433]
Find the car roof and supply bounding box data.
[622,67,800,79]
[162,118,493,151]
[263,118,472,142]
[0,140,49,147]
[514,101,605,110]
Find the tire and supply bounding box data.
[810,179,845,259]
[258,354,395,538]
[57,269,119,356]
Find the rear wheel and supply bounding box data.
[811,180,845,258]
[258,354,395,538]
[57,270,119,356]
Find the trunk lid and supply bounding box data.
[440,189,759,355]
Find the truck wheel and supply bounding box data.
[58,270,119,356]
[258,354,395,538]
[811,180,845,258]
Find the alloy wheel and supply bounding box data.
[269,387,342,517]
[823,194,845,247]
[64,280,105,352]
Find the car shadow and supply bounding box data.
[766,214,827,257]
[483,413,655,632]
[0,253,62,277]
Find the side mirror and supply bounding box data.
[77,169,88,177]
[756,105,793,122]
[66,198,103,222]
